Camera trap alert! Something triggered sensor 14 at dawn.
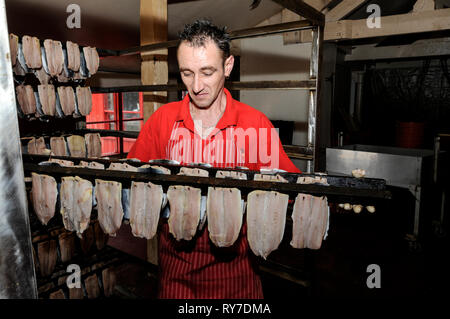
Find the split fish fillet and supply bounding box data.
[207,187,243,247]
[107,162,138,171]
[22,35,42,69]
[84,274,100,299]
[34,67,51,84]
[9,34,18,67]
[94,221,108,250]
[50,136,68,156]
[31,173,57,225]
[49,289,66,299]
[48,158,74,167]
[216,170,247,180]
[297,176,328,185]
[37,240,57,277]
[43,39,64,76]
[60,176,93,238]
[290,194,328,250]
[58,232,75,263]
[254,174,288,183]
[38,84,56,116]
[57,86,76,116]
[178,167,209,177]
[102,268,116,297]
[28,137,47,155]
[246,190,289,259]
[167,185,201,241]
[129,181,163,240]
[75,86,92,116]
[85,133,102,158]
[66,41,80,71]
[66,135,86,157]
[80,224,95,255]
[69,287,84,299]
[16,84,36,115]
[80,161,105,169]
[95,179,124,236]
[82,46,99,75]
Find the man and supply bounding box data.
[128,19,300,299]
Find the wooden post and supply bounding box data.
[140,0,168,122]
[140,0,168,265]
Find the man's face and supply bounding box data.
[177,39,234,109]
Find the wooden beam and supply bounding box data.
[140,0,168,266]
[272,0,325,26]
[333,7,450,40]
[280,1,332,44]
[140,0,168,122]
[345,38,450,61]
[413,0,435,12]
[325,0,368,22]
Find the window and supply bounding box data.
[86,92,144,156]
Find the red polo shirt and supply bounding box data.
[128,88,300,299]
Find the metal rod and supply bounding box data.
[76,129,139,139]
[91,80,317,94]
[118,92,124,154]
[23,162,391,201]
[0,0,38,298]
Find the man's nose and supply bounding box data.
[192,75,203,94]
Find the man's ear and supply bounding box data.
[224,55,234,77]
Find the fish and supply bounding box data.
[75,86,92,116]
[82,46,99,76]
[129,181,163,240]
[9,33,19,67]
[50,136,69,156]
[37,84,57,116]
[207,187,243,247]
[37,240,58,277]
[290,194,329,250]
[246,190,289,259]
[95,179,124,237]
[66,41,80,72]
[43,39,64,76]
[167,185,201,241]
[66,135,86,157]
[60,176,93,238]
[16,84,37,115]
[84,133,102,158]
[22,35,42,69]
[31,172,58,225]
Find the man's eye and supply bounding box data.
[203,73,213,77]
[182,72,192,77]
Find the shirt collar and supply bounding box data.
[176,88,238,133]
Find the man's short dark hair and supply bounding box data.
[178,19,231,60]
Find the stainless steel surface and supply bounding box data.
[0,0,37,299]
[434,136,440,183]
[306,26,323,173]
[326,144,434,188]
[326,144,436,240]
[307,90,316,174]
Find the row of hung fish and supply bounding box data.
[33,221,108,277]
[24,134,102,158]
[46,267,116,299]
[9,34,99,83]
[30,164,329,259]
[16,84,92,119]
